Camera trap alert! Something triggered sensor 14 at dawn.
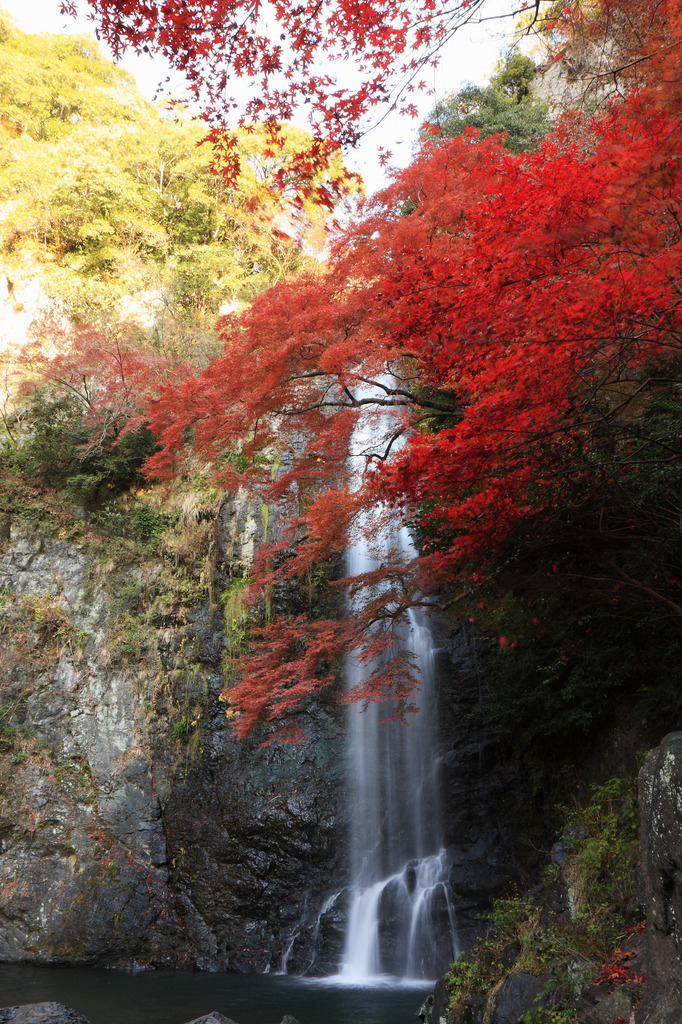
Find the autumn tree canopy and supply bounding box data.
[29,0,680,742]
[117,0,680,740]
[0,16,354,508]
[65,0,495,143]
[59,0,581,194]
[63,0,671,155]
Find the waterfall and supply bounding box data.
[338,405,458,982]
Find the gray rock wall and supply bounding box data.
[636,731,682,1023]
[0,501,346,971]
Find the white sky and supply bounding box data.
[5,0,516,195]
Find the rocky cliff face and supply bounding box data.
[0,495,346,971]
[423,731,682,1024]
[0,484,533,975]
[636,732,682,1024]
[436,625,536,952]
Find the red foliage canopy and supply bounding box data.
[65,0,489,142]
[62,0,501,195]
[18,322,171,449]
[138,0,682,737]
[48,0,682,737]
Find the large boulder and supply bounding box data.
[487,973,548,1024]
[0,1004,91,1024]
[636,731,682,1024]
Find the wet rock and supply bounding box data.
[527,876,570,927]
[217,493,268,576]
[0,511,345,972]
[430,977,451,1024]
[582,984,637,1023]
[636,984,682,1024]
[162,703,347,973]
[417,993,434,1023]
[182,1014,240,1024]
[280,1017,304,1024]
[551,823,589,866]
[636,731,682,1024]
[575,933,645,1024]
[0,1004,91,1024]
[488,972,548,1024]
[437,621,536,950]
[376,877,411,974]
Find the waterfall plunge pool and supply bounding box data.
[0,964,433,1024]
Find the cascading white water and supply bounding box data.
[338,403,458,983]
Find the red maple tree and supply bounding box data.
[135,0,681,737]
[64,0,491,144]
[43,0,682,737]
[17,322,173,452]
[62,0,681,195]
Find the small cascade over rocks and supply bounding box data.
[342,850,456,979]
[337,399,458,983]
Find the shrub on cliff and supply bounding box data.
[445,779,642,1023]
[13,390,158,504]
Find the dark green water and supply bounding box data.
[0,965,431,1024]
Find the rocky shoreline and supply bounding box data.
[0,1007,302,1024]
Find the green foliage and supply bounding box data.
[14,391,158,504]
[20,592,75,643]
[562,778,639,911]
[172,714,194,741]
[0,720,28,744]
[221,576,250,682]
[13,394,89,489]
[91,501,127,535]
[130,505,168,546]
[425,48,551,154]
[427,82,552,153]
[92,500,171,552]
[491,50,538,101]
[224,450,250,474]
[446,954,489,998]
[0,16,353,333]
[109,612,152,662]
[520,1010,575,1024]
[0,16,148,141]
[305,559,335,616]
